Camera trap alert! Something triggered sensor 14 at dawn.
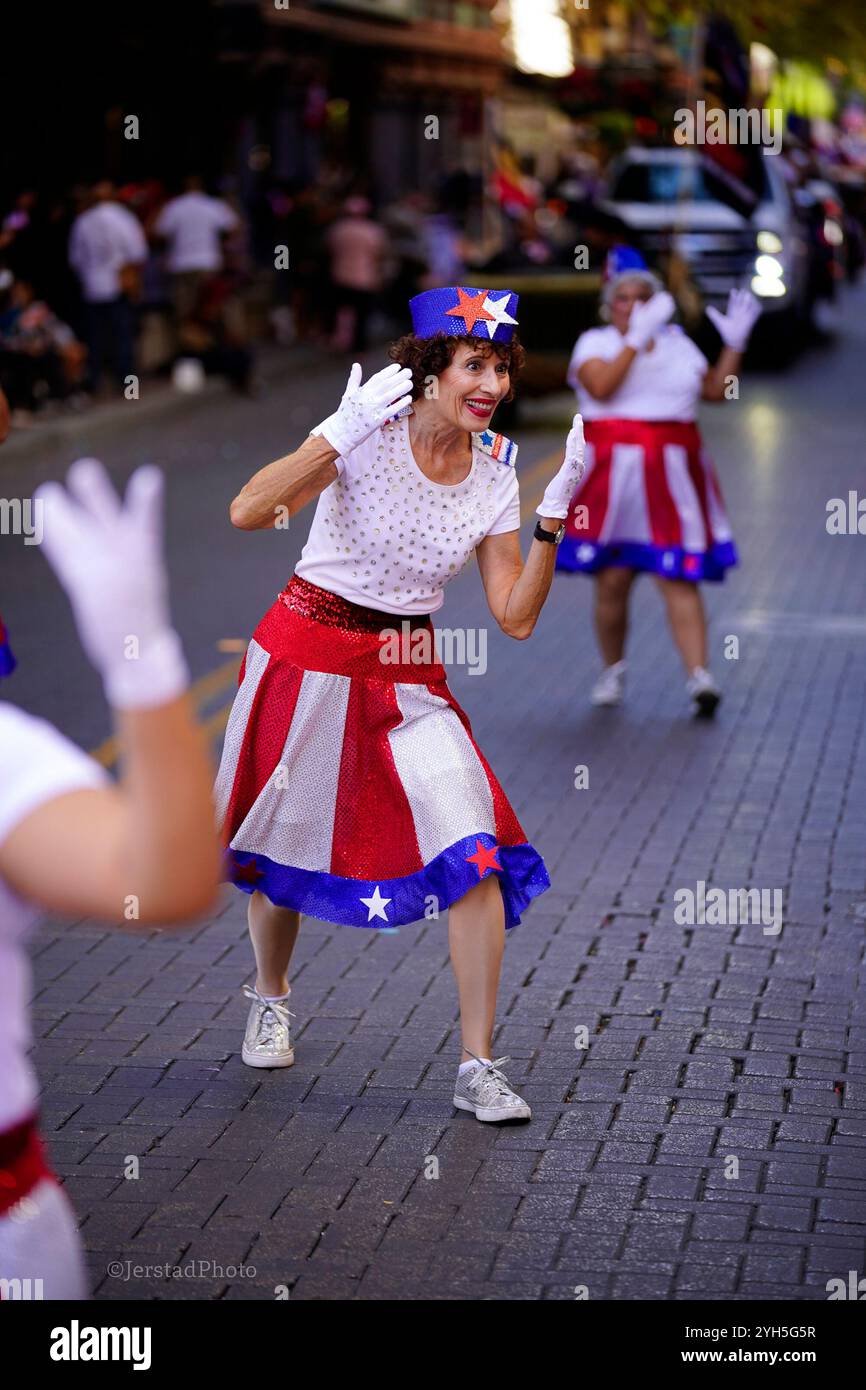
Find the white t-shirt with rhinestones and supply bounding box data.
[294,414,521,615]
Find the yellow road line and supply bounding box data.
[201,700,234,743]
[89,654,242,768]
[518,444,565,521]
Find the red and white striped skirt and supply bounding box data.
[214,576,550,929]
[557,418,738,582]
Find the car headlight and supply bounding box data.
[754,254,784,279]
[756,230,783,254]
[751,275,787,298]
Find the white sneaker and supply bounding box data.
[453,1052,531,1123]
[591,660,626,706]
[687,666,721,718]
[241,984,295,1068]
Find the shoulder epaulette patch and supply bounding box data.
[473,429,518,467]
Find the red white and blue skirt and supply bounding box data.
[556,418,738,583]
[214,575,550,929]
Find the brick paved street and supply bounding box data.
[7,289,866,1301]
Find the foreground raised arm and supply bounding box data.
[0,459,221,924]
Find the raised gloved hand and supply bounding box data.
[312,361,414,457]
[34,457,189,711]
[706,288,762,352]
[624,289,676,351]
[537,413,586,521]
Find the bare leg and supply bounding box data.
[247,891,300,996]
[448,875,505,1063]
[594,567,637,665]
[655,578,707,672]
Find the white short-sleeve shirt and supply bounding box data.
[68,202,148,303]
[0,703,108,1132]
[154,192,238,274]
[567,324,709,421]
[295,413,520,615]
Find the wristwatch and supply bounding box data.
[534,519,566,545]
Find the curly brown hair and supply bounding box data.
[387,332,525,404]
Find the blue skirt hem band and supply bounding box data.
[225,833,551,930]
[556,538,739,583]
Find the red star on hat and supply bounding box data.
[465,839,502,878]
[445,288,494,335]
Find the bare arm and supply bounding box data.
[476,523,559,641]
[230,434,340,530]
[0,696,220,923]
[701,346,743,402]
[230,362,413,530]
[577,350,638,401]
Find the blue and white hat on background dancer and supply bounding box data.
[601,244,664,312]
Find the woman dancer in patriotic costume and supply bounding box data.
[0,462,219,1299]
[218,286,584,1121]
[557,254,761,716]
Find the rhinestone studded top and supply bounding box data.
[293,416,520,614]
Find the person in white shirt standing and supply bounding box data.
[154,174,238,327]
[0,458,220,1299]
[68,182,148,394]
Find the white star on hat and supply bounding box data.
[360,885,391,922]
[481,292,518,339]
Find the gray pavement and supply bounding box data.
[5,292,866,1300]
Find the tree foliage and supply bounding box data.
[618,0,866,71]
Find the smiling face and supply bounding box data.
[609,276,654,335]
[431,341,512,431]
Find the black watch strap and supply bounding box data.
[534,519,565,545]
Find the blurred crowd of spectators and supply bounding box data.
[3,131,862,428]
[0,168,478,427]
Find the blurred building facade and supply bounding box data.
[260,0,508,202]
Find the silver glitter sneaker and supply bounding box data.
[453,1050,531,1122]
[241,984,295,1068]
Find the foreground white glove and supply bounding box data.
[537,413,586,521]
[706,288,762,352]
[624,290,676,351]
[312,361,414,457]
[34,458,189,711]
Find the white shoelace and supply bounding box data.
[243,984,295,1033]
[464,1050,515,1099]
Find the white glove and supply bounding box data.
[624,290,676,351]
[537,413,586,521]
[312,361,414,457]
[34,458,189,711]
[706,288,762,352]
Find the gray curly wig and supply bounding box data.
[599,269,665,322]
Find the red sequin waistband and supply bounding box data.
[279,574,432,634]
